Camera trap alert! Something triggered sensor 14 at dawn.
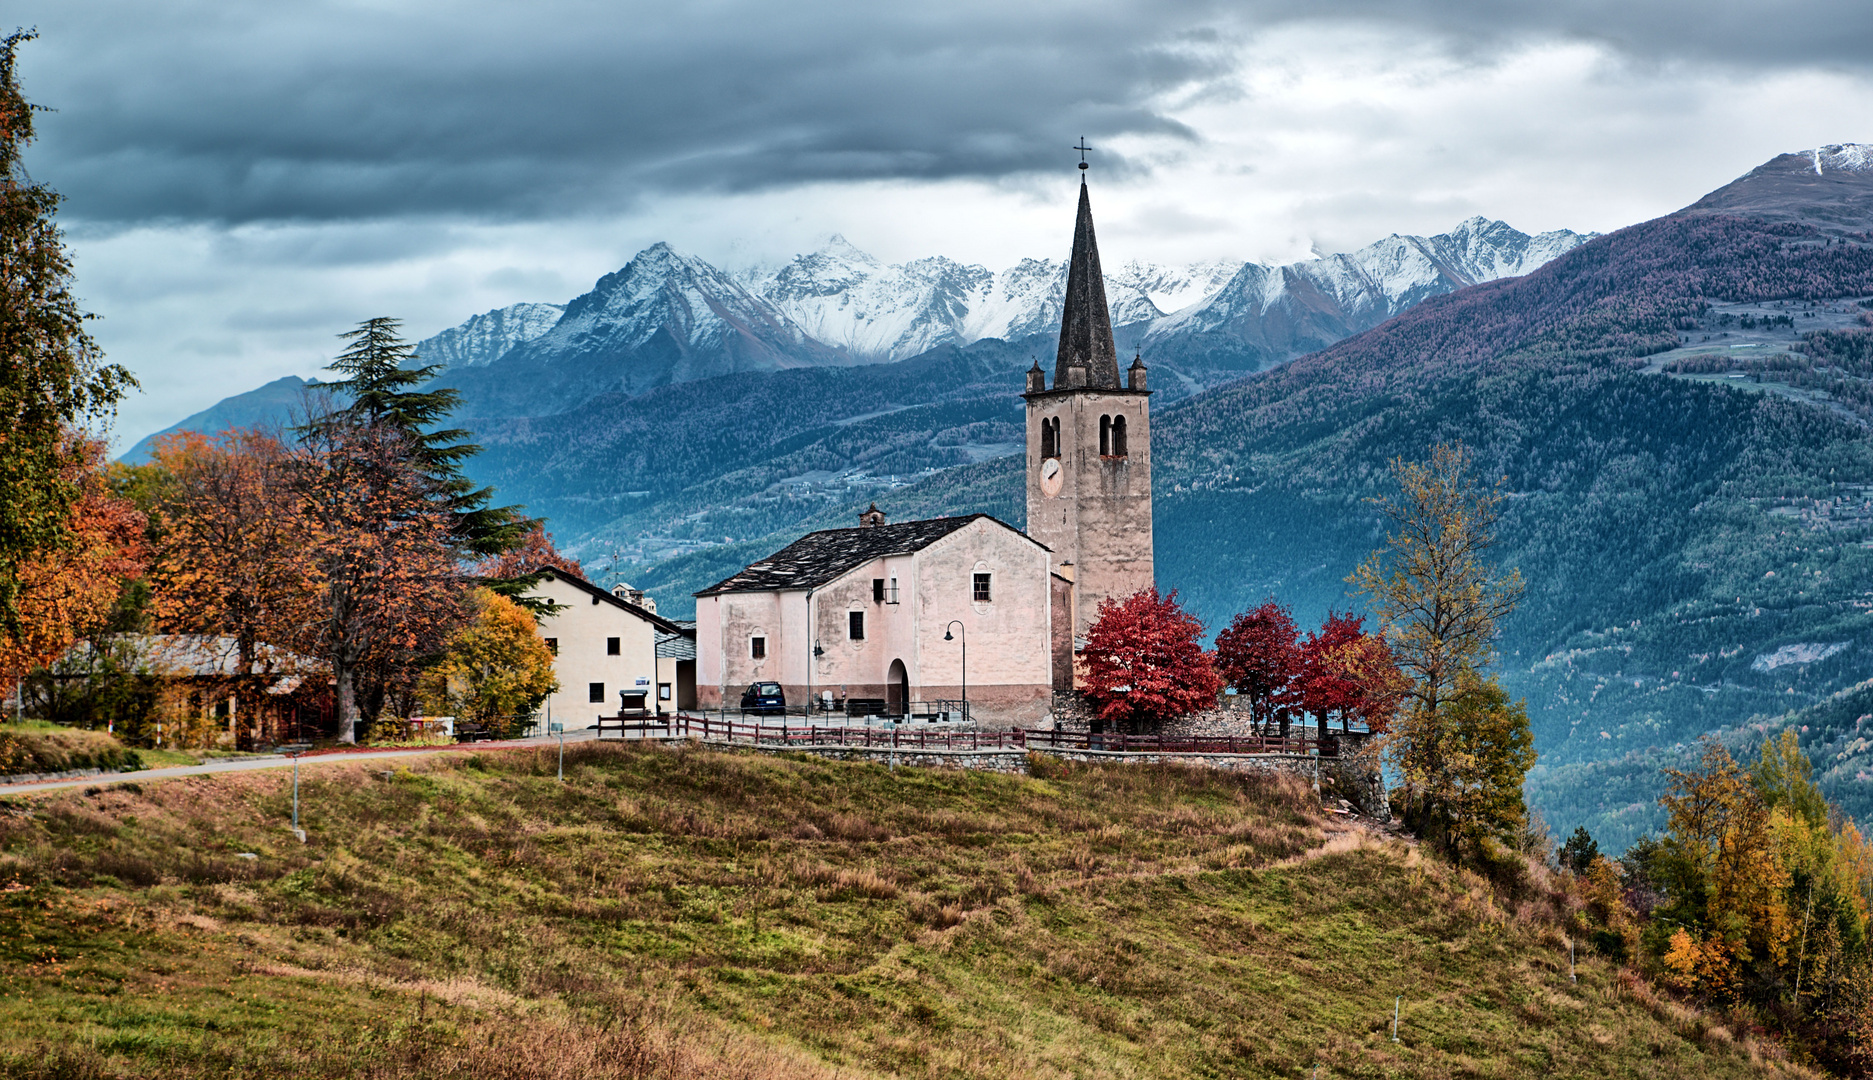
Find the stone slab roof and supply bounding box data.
[697,514,1038,597]
[655,631,697,661]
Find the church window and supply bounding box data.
[1052,418,1061,456]
[1099,415,1111,456]
[589,682,606,703]
[873,578,885,602]
[750,637,766,659]
[607,637,621,655]
[973,573,992,602]
[1112,414,1128,457]
[849,611,866,641]
[1040,418,1054,459]
[544,637,558,655]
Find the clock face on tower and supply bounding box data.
[1039,457,1063,498]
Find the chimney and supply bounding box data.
[859,503,886,528]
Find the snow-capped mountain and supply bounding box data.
[744,237,994,361]
[414,302,565,370]
[410,217,1589,418]
[739,221,1585,368]
[443,242,848,417]
[739,238,1245,362]
[1687,142,1873,231]
[1142,217,1595,370]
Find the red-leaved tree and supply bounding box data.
[1213,599,1300,736]
[1080,588,1223,733]
[472,523,584,582]
[1298,612,1407,735]
[1296,611,1366,734]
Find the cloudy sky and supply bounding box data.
[19,0,1873,448]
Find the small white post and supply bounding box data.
[1570,939,1576,983]
[1392,997,1400,1042]
[557,731,565,782]
[292,754,299,829]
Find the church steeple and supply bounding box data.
[1053,180,1121,390]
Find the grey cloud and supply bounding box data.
[24,0,1231,225]
[20,0,1873,229]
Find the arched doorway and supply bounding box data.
[887,659,909,717]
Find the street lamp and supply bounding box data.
[280,742,311,842]
[942,621,966,723]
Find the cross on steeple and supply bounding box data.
[1074,138,1092,172]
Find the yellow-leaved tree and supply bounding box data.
[1350,442,1531,858]
[419,589,556,737]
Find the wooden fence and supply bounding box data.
[595,713,1365,758]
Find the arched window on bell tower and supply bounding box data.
[1040,416,1056,460]
[1099,415,1111,456]
[1111,414,1127,458]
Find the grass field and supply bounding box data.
[0,721,144,777]
[0,743,1815,1078]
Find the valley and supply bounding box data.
[113,146,1873,853]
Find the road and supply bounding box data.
[0,729,602,796]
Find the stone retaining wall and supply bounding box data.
[711,742,1029,773]
[0,765,137,787]
[687,734,1389,820]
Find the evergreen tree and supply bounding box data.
[1561,825,1601,875]
[0,30,135,635]
[305,317,532,558]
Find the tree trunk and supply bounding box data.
[335,659,357,744]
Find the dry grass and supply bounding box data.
[0,742,1797,1078]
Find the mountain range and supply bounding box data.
[430,216,1590,417]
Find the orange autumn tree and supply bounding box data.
[149,429,317,726]
[0,436,146,694]
[292,417,467,743]
[473,523,582,581]
[0,31,135,636]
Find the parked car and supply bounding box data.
[740,681,785,715]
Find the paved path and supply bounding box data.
[0,730,602,797]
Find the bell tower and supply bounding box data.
[1023,169,1154,644]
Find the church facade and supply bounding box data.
[694,176,1152,725]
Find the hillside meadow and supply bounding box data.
[0,744,1810,1078]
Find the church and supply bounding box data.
[694,172,1154,726]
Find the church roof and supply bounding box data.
[695,514,1040,596]
[1054,180,1121,389]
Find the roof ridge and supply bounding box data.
[696,513,1039,597]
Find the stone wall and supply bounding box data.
[724,743,1028,773]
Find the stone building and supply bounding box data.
[1023,178,1154,643]
[694,512,1057,724]
[694,175,1151,724]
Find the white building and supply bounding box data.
[528,569,695,730]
